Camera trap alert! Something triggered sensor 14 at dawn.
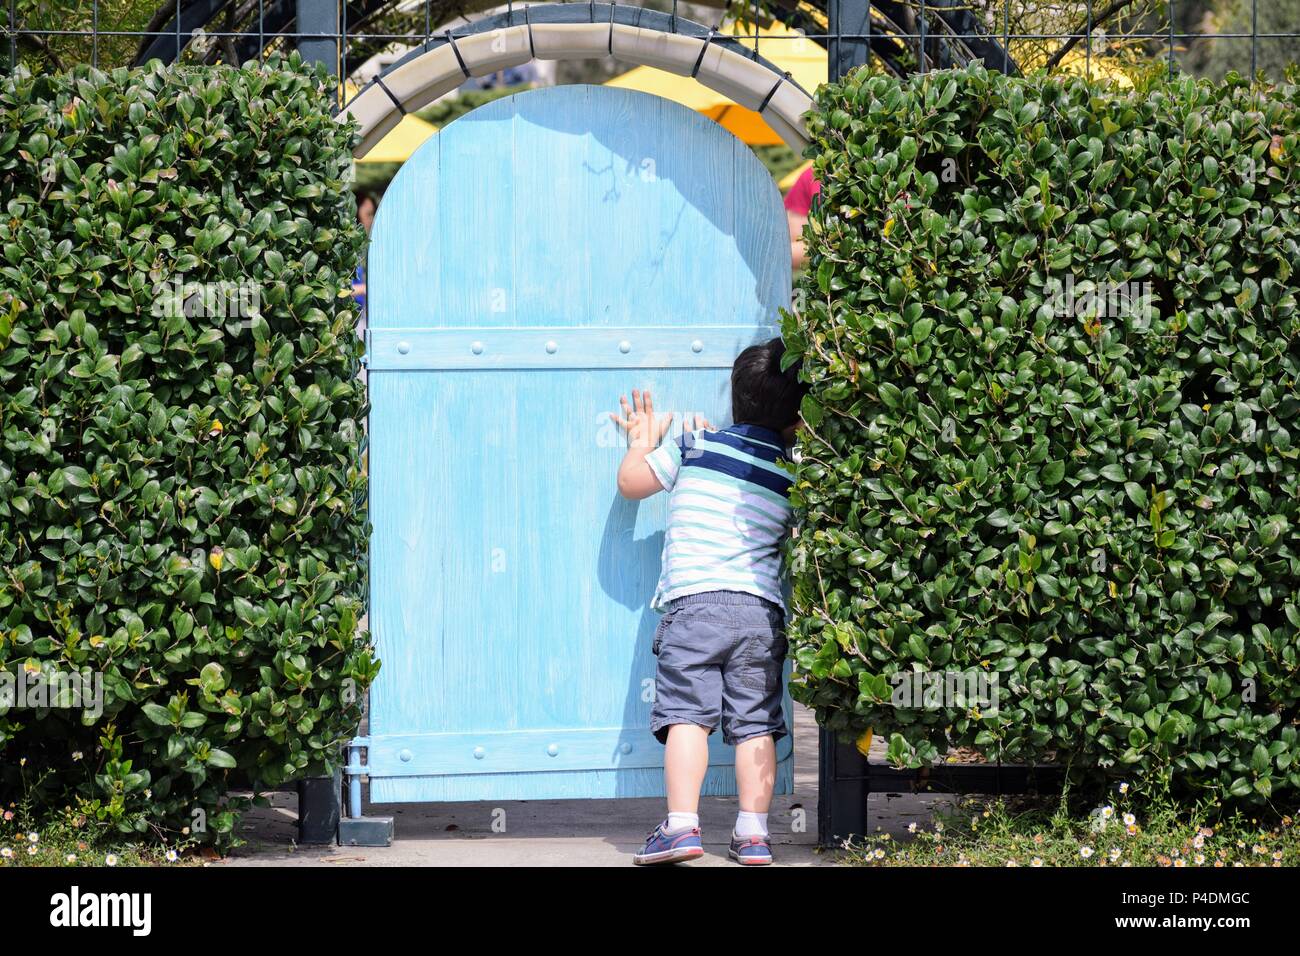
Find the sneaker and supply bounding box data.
[728,832,773,865]
[633,820,704,865]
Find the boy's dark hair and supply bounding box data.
[730,337,808,433]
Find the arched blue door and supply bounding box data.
[363,84,791,802]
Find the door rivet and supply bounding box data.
[545,340,558,354]
[547,744,559,757]
[397,341,411,355]
[473,747,486,760]
[620,742,633,754]
[398,749,413,762]
[618,340,632,353]
[471,341,484,355]
[691,339,704,353]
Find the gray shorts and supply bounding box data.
[650,591,788,747]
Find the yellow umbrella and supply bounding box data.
[1051,48,1134,87]
[606,23,827,146]
[354,114,440,163]
[1011,42,1134,88]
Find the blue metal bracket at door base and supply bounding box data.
[345,737,371,818]
[366,325,781,371]
[340,737,395,846]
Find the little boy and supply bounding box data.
[610,337,806,866]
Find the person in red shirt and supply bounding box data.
[783,165,821,270]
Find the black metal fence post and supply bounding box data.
[297,769,342,845]
[815,0,874,851]
[295,1,343,842]
[296,0,339,74]
[828,0,873,82]
[818,729,870,847]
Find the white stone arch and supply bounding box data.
[340,6,815,157]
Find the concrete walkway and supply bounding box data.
[223,704,955,867]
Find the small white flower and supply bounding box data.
[1031,857,1044,867]
[1109,847,1122,862]
[104,854,118,867]
[27,846,37,856]
[907,822,918,833]
[65,853,77,863]
[1100,805,1115,819]
[1122,813,1136,827]
[166,849,178,863]
[0,847,12,859]
[1080,846,1094,859]
[1118,782,1129,794]
[26,832,38,844]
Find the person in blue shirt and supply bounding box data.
[352,191,377,310]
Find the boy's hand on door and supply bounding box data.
[611,389,674,449]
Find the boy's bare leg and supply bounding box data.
[735,734,776,813]
[664,724,710,815]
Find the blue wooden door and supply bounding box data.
[364,85,791,802]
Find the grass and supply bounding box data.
[0,801,200,868]
[841,787,1300,868]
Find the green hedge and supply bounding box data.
[786,64,1300,804]
[0,55,377,841]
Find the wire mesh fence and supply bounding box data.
[2,2,1299,102]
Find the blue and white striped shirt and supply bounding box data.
[644,423,794,612]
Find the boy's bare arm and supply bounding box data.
[616,447,663,500]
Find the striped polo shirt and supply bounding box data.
[644,423,794,612]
